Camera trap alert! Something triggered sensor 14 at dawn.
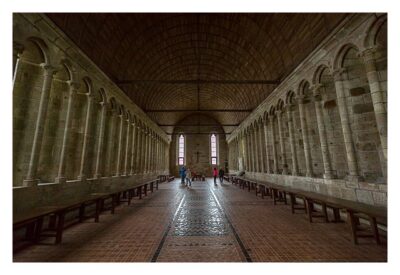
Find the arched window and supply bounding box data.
[210,134,218,165]
[178,134,185,165]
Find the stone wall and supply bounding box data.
[13,13,171,214]
[170,114,228,177]
[227,13,387,206]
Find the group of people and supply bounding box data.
[179,166,225,187]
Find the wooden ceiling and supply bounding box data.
[46,13,347,135]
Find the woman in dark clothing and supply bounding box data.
[219,168,225,183]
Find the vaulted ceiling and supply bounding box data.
[46,13,347,136]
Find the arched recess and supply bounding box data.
[298,80,324,177]
[313,65,347,179]
[13,37,48,186]
[170,114,227,177]
[103,97,119,176]
[339,45,383,181]
[262,111,270,173]
[276,98,289,174]
[37,61,73,183]
[88,88,107,177]
[66,76,91,180]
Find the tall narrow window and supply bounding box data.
[211,134,217,165]
[178,134,185,165]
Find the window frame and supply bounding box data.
[210,133,218,165]
[177,134,185,166]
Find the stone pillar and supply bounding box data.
[78,94,93,181]
[129,123,137,175]
[123,118,131,176]
[253,127,259,172]
[23,64,56,187]
[263,120,270,173]
[276,110,288,175]
[333,69,359,179]
[251,130,256,172]
[244,132,249,171]
[312,85,334,179]
[13,42,24,83]
[135,126,142,174]
[94,102,106,178]
[269,116,278,174]
[286,104,298,176]
[55,81,79,184]
[143,129,148,173]
[115,113,124,177]
[362,48,387,159]
[297,95,313,177]
[257,126,265,173]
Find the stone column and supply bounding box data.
[286,104,298,176]
[135,126,142,174]
[244,132,249,171]
[251,130,256,172]
[263,120,270,173]
[276,110,288,175]
[253,127,259,172]
[23,64,56,187]
[297,95,313,177]
[362,48,387,159]
[55,81,79,184]
[13,42,24,83]
[123,118,131,176]
[333,69,359,179]
[129,123,137,175]
[143,129,148,173]
[115,113,124,177]
[258,126,265,173]
[269,116,278,174]
[94,102,106,178]
[312,85,334,179]
[78,94,93,181]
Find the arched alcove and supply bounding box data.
[169,114,227,177]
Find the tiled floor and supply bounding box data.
[13,178,387,262]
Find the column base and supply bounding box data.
[305,172,313,178]
[323,173,335,179]
[22,178,39,187]
[54,177,66,184]
[77,174,86,181]
[94,174,102,179]
[346,174,363,182]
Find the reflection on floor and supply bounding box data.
[13,178,387,262]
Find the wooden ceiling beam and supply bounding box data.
[117,79,280,85]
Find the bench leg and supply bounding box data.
[25,223,35,241]
[332,208,341,222]
[369,216,381,245]
[34,217,44,243]
[306,200,314,223]
[347,210,359,245]
[144,184,148,196]
[290,194,296,214]
[79,204,85,223]
[322,203,329,223]
[95,199,101,222]
[138,186,142,199]
[55,212,65,244]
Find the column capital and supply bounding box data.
[360,46,379,60]
[296,94,307,104]
[311,84,324,101]
[332,68,348,81]
[67,80,80,91]
[40,63,57,75]
[13,42,25,58]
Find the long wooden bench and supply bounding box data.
[167,175,175,182]
[231,176,387,245]
[13,178,160,247]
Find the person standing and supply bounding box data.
[186,168,192,187]
[179,166,186,184]
[219,168,225,184]
[213,167,218,185]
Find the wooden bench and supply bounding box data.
[14,179,161,247]
[167,175,175,182]
[158,175,167,183]
[231,177,387,245]
[193,174,205,181]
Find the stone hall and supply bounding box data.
[11,12,388,263]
